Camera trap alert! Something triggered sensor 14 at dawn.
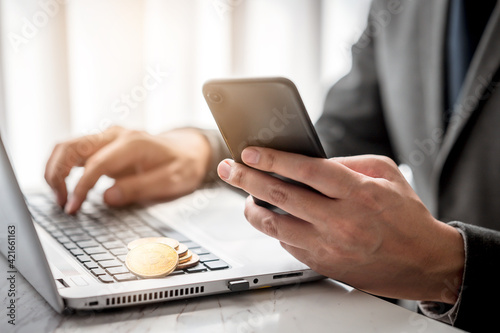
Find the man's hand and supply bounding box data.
[217,147,465,304]
[45,126,212,214]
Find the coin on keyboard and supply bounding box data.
[127,237,179,251]
[178,250,193,264]
[126,243,179,278]
[176,243,188,257]
[175,253,200,270]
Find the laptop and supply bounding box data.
[0,134,323,312]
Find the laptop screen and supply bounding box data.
[0,97,64,314]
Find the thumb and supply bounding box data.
[103,167,174,206]
[104,165,195,207]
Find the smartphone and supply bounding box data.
[203,77,326,211]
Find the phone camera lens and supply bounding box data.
[207,92,222,103]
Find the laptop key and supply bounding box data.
[77,240,99,248]
[98,274,115,283]
[84,246,108,255]
[84,261,99,270]
[44,225,58,232]
[51,230,64,238]
[99,259,122,268]
[137,231,162,238]
[186,264,207,273]
[198,253,219,262]
[123,220,144,228]
[95,235,117,243]
[57,222,81,229]
[110,247,128,256]
[62,242,77,250]
[50,214,73,223]
[91,253,114,261]
[115,231,137,239]
[132,226,155,233]
[56,236,70,243]
[70,248,85,256]
[79,220,99,228]
[192,247,209,255]
[204,260,229,270]
[63,228,85,236]
[121,236,138,244]
[117,255,127,262]
[102,241,124,250]
[35,220,51,228]
[113,273,137,282]
[69,234,92,242]
[77,255,92,263]
[106,266,129,275]
[86,228,109,237]
[91,268,106,276]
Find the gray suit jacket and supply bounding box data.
[203,1,500,331]
[315,0,500,331]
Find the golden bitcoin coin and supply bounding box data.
[127,237,179,251]
[176,243,188,257]
[175,253,200,270]
[126,243,179,278]
[178,250,193,264]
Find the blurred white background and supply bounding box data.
[0,0,371,188]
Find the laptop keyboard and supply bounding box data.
[26,193,229,283]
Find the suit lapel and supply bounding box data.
[433,2,500,182]
[419,0,449,142]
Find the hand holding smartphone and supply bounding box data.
[203,77,326,212]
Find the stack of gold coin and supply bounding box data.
[126,237,200,279]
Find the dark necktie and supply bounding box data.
[445,0,497,123]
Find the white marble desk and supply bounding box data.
[1,184,464,333]
[1,253,463,333]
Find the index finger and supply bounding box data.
[240,147,363,199]
[64,138,146,214]
[44,129,119,206]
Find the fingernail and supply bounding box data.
[241,148,260,165]
[218,160,232,180]
[65,197,77,214]
[105,186,123,205]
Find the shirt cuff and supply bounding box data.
[194,128,231,183]
[417,225,467,325]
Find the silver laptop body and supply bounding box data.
[0,135,323,312]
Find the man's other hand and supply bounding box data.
[45,126,211,214]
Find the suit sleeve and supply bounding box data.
[315,13,396,160]
[445,222,500,332]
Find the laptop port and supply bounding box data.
[273,272,303,279]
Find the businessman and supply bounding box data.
[44,1,500,331]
